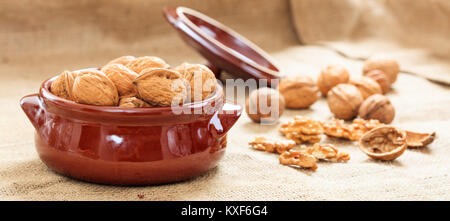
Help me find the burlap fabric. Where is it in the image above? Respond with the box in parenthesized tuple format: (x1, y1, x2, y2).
(0, 0, 449, 200)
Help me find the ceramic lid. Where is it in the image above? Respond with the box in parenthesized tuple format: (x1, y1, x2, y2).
(163, 7, 282, 87)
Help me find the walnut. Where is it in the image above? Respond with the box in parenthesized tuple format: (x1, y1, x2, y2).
(174, 63, 217, 102)
(349, 76, 382, 99)
(279, 116, 323, 144)
(278, 76, 318, 109)
(305, 143, 350, 162)
(126, 56, 170, 74)
(358, 94, 395, 124)
(359, 126, 407, 161)
(133, 68, 187, 107)
(246, 87, 285, 123)
(405, 130, 436, 148)
(349, 119, 384, 141)
(279, 150, 318, 171)
(317, 64, 350, 96)
(327, 84, 364, 120)
(105, 55, 136, 66)
(72, 70, 119, 106)
(364, 70, 391, 94)
(101, 64, 138, 96)
(249, 136, 296, 154)
(321, 118, 353, 140)
(321, 118, 384, 141)
(119, 96, 151, 108)
(50, 70, 77, 100)
(363, 58, 400, 84)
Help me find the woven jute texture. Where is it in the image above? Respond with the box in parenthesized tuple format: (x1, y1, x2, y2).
(0, 0, 449, 200)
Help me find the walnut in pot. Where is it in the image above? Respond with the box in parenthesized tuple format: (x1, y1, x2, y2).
(364, 70, 391, 94)
(349, 76, 382, 99)
(174, 63, 217, 102)
(246, 87, 285, 123)
(317, 64, 350, 96)
(359, 126, 407, 161)
(133, 68, 187, 107)
(50, 70, 77, 100)
(126, 56, 170, 74)
(278, 76, 318, 109)
(363, 58, 400, 84)
(101, 64, 138, 96)
(72, 70, 119, 106)
(327, 84, 364, 120)
(105, 55, 136, 67)
(119, 96, 151, 108)
(358, 94, 395, 124)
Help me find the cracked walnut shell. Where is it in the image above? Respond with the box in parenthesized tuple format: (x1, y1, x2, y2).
(50, 70, 77, 100)
(133, 68, 187, 107)
(126, 56, 170, 74)
(327, 84, 364, 120)
(359, 126, 407, 161)
(246, 87, 285, 123)
(349, 76, 382, 99)
(363, 58, 400, 84)
(317, 64, 350, 96)
(72, 70, 119, 106)
(278, 76, 318, 109)
(174, 63, 217, 102)
(358, 94, 395, 124)
(406, 130, 436, 148)
(364, 70, 391, 94)
(101, 64, 139, 96)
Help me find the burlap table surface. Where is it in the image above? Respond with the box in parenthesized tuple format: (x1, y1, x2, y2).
(0, 0, 449, 200)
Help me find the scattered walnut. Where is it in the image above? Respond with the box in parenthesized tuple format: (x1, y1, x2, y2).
(126, 56, 170, 74)
(105, 55, 136, 67)
(349, 119, 384, 141)
(349, 76, 382, 99)
(359, 126, 407, 161)
(279, 150, 318, 171)
(50, 70, 77, 100)
(405, 130, 436, 148)
(305, 143, 350, 162)
(363, 58, 400, 84)
(317, 64, 350, 96)
(246, 87, 285, 123)
(278, 76, 318, 109)
(72, 70, 119, 106)
(327, 84, 364, 120)
(358, 94, 395, 124)
(364, 70, 391, 94)
(249, 136, 296, 154)
(174, 63, 217, 102)
(101, 64, 138, 96)
(279, 116, 323, 144)
(133, 68, 187, 106)
(119, 96, 151, 108)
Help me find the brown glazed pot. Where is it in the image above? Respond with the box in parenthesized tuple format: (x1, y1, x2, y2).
(20, 75, 242, 185)
(164, 7, 281, 87)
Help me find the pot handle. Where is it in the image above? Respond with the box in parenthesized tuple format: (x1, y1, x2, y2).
(208, 101, 242, 138)
(20, 94, 43, 130)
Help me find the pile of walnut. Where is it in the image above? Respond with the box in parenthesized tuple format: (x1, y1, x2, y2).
(50, 56, 217, 107)
(249, 116, 436, 171)
(246, 57, 399, 124)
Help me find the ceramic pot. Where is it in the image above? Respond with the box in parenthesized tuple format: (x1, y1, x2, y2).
(20, 75, 241, 185)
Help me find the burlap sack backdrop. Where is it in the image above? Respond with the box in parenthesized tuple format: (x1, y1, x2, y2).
(0, 0, 449, 200)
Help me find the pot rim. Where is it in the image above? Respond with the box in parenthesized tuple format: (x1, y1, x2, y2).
(39, 74, 224, 117)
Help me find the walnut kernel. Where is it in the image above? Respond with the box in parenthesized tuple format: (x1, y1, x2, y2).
(279, 150, 318, 171)
(249, 136, 296, 154)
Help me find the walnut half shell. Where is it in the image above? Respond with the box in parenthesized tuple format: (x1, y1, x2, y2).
(359, 126, 407, 161)
(405, 130, 436, 148)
